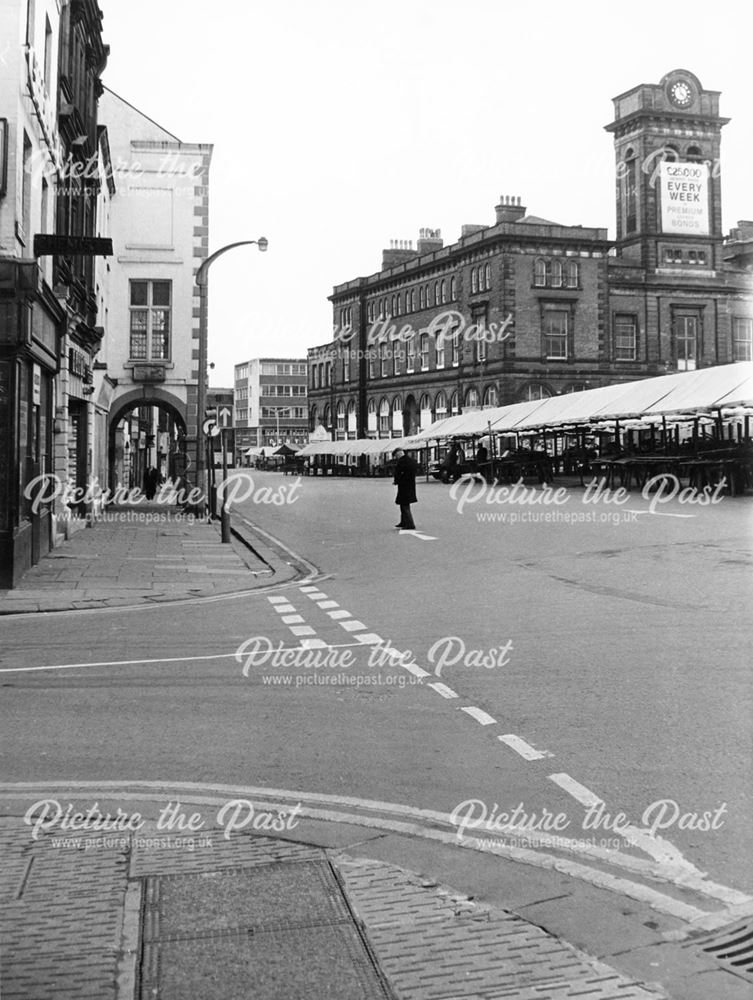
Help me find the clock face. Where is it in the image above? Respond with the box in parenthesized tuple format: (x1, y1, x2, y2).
(669, 80, 693, 107)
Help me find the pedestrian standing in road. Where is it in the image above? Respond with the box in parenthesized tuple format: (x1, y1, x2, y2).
(393, 448, 418, 530)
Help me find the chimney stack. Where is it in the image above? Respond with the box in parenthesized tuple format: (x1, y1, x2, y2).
(495, 195, 526, 224)
(382, 238, 419, 270)
(416, 227, 443, 255)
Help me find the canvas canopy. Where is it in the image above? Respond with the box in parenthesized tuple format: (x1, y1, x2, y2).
(413, 362, 753, 440)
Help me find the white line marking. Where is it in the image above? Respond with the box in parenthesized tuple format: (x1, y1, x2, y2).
(340, 620, 366, 632)
(401, 661, 430, 679)
(268, 596, 291, 604)
(281, 615, 305, 624)
(316, 600, 339, 609)
(428, 682, 458, 699)
(0, 641, 382, 674)
(399, 530, 437, 541)
(305, 592, 328, 600)
(273, 604, 296, 613)
(299, 639, 328, 649)
(289, 625, 316, 636)
(298, 586, 320, 593)
(624, 509, 696, 519)
(460, 706, 497, 726)
(498, 734, 554, 761)
(356, 634, 383, 645)
(4, 781, 740, 922)
(549, 773, 602, 808)
(327, 610, 351, 620)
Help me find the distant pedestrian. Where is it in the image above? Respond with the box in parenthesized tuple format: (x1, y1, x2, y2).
(393, 448, 418, 530)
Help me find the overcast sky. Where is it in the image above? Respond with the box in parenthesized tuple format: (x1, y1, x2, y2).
(101, 1, 752, 387)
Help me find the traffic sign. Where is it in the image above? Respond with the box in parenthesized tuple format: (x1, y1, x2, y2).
(202, 418, 221, 437)
(218, 406, 233, 428)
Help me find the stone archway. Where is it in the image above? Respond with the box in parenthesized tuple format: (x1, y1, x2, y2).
(108, 387, 188, 492)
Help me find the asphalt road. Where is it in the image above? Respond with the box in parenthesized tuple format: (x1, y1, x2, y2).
(1, 471, 751, 907)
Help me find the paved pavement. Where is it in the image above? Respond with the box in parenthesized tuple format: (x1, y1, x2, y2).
(0, 504, 294, 614)
(3, 805, 712, 1000)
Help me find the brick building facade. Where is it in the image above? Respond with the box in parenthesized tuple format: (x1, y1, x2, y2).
(308, 69, 753, 441)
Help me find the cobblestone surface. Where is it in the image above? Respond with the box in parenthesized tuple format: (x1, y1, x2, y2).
(337, 857, 668, 1000)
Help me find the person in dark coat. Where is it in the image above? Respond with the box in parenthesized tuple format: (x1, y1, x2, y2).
(393, 448, 418, 529)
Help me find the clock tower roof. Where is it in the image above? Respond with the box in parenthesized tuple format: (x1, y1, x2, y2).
(604, 69, 728, 133)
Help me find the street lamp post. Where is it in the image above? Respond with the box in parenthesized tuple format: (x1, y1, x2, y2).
(195, 238, 268, 509)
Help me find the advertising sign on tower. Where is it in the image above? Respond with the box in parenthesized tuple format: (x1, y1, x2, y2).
(659, 161, 709, 235)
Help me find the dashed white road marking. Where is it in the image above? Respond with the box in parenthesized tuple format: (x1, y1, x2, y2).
(327, 610, 351, 620)
(549, 773, 602, 808)
(300, 638, 328, 649)
(305, 592, 329, 600)
(428, 682, 458, 699)
(272, 604, 296, 613)
(268, 595, 291, 604)
(316, 600, 339, 609)
(498, 734, 554, 761)
(460, 706, 497, 726)
(289, 625, 316, 637)
(281, 615, 305, 624)
(340, 620, 366, 632)
(401, 661, 430, 680)
(356, 633, 383, 645)
(298, 586, 320, 593)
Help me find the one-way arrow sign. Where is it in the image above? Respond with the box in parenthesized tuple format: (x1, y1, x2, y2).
(219, 406, 233, 428)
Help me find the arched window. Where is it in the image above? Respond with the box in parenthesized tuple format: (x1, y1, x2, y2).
(465, 387, 479, 408)
(566, 260, 579, 288)
(435, 391, 447, 420)
(378, 397, 390, 435)
(483, 385, 498, 407)
(449, 391, 459, 416)
(347, 400, 357, 435)
(471, 267, 478, 294)
(367, 398, 377, 433)
(551, 259, 563, 288)
(419, 393, 432, 430)
(404, 291, 410, 313)
(450, 276, 456, 300)
(392, 294, 397, 317)
(521, 383, 553, 402)
(419, 286, 426, 309)
(419, 333, 429, 369)
(336, 400, 346, 435)
(309, 404, 318, 430)
(410, 289, 416, 311)
(434, 281, 439, 305)
(323, 404, 331, 429)
(440, 279, 447, 304)
(484, 263, 491, 290)
(392, 396, 402, 433)
(426, 284, 433, 307)
(687, 145, 703, 159)
(534, 258, 549, 287)
(312, 365, 319, 389)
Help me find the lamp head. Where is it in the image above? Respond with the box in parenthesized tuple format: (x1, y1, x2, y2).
(257, 237, 269, 252)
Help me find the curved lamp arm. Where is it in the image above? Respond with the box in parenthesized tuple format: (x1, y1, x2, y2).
(196, 238, 268, 286)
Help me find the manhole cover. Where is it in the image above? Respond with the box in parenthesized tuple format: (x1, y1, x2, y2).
(692, 920, 753, 984)
(139, 860, 393, 1000)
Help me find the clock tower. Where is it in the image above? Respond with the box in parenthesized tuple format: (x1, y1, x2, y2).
(605, 69, 728, 270)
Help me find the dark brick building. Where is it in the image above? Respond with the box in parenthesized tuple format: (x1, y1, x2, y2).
(308, 69, 753, 441)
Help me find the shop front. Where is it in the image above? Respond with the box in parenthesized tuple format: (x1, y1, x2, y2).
(0, 259, 63, 588)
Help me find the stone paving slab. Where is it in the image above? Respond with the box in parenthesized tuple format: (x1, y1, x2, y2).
(0, 506, 276, 613)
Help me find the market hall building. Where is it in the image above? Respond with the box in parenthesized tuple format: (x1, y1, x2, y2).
(308, 69, 753, 441)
